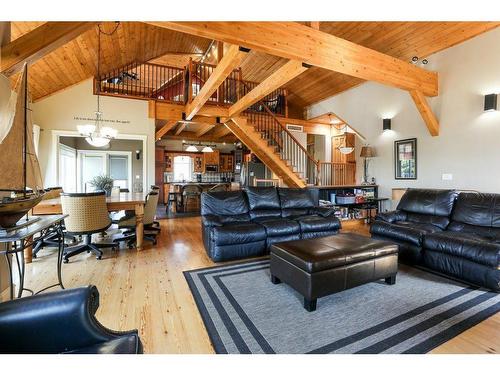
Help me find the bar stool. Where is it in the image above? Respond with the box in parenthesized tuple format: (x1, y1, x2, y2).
(182, 185, 202, 212)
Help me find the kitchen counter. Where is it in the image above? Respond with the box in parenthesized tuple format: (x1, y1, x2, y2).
(167, 182, 232, 186)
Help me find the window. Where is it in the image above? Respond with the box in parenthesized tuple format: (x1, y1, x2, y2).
(173, 155, 193, 182)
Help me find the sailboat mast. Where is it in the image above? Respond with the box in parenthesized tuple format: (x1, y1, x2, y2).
(23, 64, 27, 198)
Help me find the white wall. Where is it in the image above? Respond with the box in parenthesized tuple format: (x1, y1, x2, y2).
(33, 79, 155, 188)
(308, 27, 500, 202)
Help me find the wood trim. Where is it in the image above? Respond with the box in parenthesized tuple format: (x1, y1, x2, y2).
(1, 22, 96, 76)
(228, 60, 307, 117)
(185, 44, 247, 120)
(147, 22, 438, 97)
(409, 90, 440, 136)
(155, 120, 178, 140)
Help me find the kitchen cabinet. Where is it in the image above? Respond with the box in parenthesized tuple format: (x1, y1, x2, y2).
(219, 154, 234, 172)
(193, 155, 204, 172)
(203, 150, 220, 171)
(165, 153, 173, 172)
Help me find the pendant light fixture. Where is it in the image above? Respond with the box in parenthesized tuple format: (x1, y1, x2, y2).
(202, 145, 214, 153)
(185, 144, 198, 152)
(77, 23, 119, 147)
(336, 124, 355, 155)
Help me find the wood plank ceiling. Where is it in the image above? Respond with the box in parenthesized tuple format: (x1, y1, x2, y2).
(9, 21, 499, 108)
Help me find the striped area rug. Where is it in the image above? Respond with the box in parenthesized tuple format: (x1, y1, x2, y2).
(184, 259, 500, 354)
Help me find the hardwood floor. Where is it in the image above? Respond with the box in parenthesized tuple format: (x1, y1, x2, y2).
(21, 217, 499, 354)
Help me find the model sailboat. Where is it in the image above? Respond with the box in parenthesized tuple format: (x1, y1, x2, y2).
(0, 64, 44, 228)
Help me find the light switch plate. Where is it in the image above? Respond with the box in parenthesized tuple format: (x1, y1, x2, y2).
(442, 173, 453, 181)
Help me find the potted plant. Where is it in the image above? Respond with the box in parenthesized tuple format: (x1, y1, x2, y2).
(89, 174, 114, 196)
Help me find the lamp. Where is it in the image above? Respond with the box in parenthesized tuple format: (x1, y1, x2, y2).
(77, 24, 118, 147)
(484, 94, 497, 111)
(383, 118, 391, 131)
(185, 145, 198, 152)
(201, 145, 214, 153)
(360, 146, 375, 184)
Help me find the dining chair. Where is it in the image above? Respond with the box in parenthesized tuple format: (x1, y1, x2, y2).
(209, 184, 227, 192)
(113, 191, 160, 248)
(61, 192, 115, 263)
(150, 185, 161, 230)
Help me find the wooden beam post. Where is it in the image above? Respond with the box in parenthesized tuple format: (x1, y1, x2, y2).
(409, 90, 440, 136)
(185, 44, 247, 120)
(146, 22, 438, 97)
(228, 60, 307, 118)
(155, 120, 178, 140)
(1, 22, 95, 76)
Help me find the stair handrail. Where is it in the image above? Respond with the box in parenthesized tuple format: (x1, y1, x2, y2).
(239, 80, 320, 185)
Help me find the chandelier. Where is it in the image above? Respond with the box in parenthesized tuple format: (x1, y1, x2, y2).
(77, 23, 119, 147)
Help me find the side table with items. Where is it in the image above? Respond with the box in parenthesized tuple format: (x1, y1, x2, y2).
(0, 214, 67, 300)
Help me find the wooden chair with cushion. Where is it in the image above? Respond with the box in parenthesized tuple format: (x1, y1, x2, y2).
(113, 191, 160, 248)
(61, 191, 115, 263)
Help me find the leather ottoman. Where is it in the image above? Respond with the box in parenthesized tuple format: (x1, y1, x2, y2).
(270, 233, 399, 311)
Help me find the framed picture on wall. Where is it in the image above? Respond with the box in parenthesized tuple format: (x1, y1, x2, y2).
(394, 138, 417, 179)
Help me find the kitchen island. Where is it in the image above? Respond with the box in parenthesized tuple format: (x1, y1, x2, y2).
(162, 182, 238, 210)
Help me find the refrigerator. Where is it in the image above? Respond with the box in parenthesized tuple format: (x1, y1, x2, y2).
(241, 161, 273, 187)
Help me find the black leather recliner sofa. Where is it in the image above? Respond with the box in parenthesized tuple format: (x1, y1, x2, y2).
(371, 189, 457, 263)
(371, 188, 500, 291)
(0, 286, 143, 354)
(201, 187, 341, 262)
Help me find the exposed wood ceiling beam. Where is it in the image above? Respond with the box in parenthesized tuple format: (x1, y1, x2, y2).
(147, 22, 438, 97)
(162, 131, 235, 143)
(174, 122, 188, 135)
(196, 123, 216, 137)
(308, 22, 320, 30)
(155, 120, 178, 140)
(184, 44, 248, 120)
(228, 60, 308, 118)
(1, 22, 95, 76)
(409, 90, 440, 136)
(0, 22, 10, 47)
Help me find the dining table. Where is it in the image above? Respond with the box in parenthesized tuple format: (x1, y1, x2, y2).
(32, 192, 149, 262)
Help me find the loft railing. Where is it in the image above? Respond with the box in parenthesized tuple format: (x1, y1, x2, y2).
(242, 81, 319, 185)
(95, 60, 288, 116)
(319, 162, 356, 186)
(95, 62, 186, 103)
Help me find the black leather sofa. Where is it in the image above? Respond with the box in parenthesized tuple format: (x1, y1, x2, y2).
(201, 187, 341, 262)
(371, 189, 500, 291)
(0, 286, 143, 354)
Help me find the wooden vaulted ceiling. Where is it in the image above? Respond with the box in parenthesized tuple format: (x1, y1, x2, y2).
(9, 21, 212, 100)
(8, 21, 499, 107)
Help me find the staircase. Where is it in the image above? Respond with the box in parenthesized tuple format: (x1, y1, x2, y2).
(225, 100, 319, 188)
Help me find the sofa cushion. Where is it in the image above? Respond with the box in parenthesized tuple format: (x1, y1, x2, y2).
(249, 209, 282, 220)
(294, 215, 341, 233)
(406, 212, 450, 230)
(253, 218, 301, 236)
(278, 188, 316, 209)
(370, 220, 442, 246)
(451, 192, 500, 228)
(212, 222, 267, 246)
(201, 191, 249, 216)
(245, 186, 280, 210)
(447, 220, 500, 241)
(397, 189, 457, 217)
(423, 232, 500, 268)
